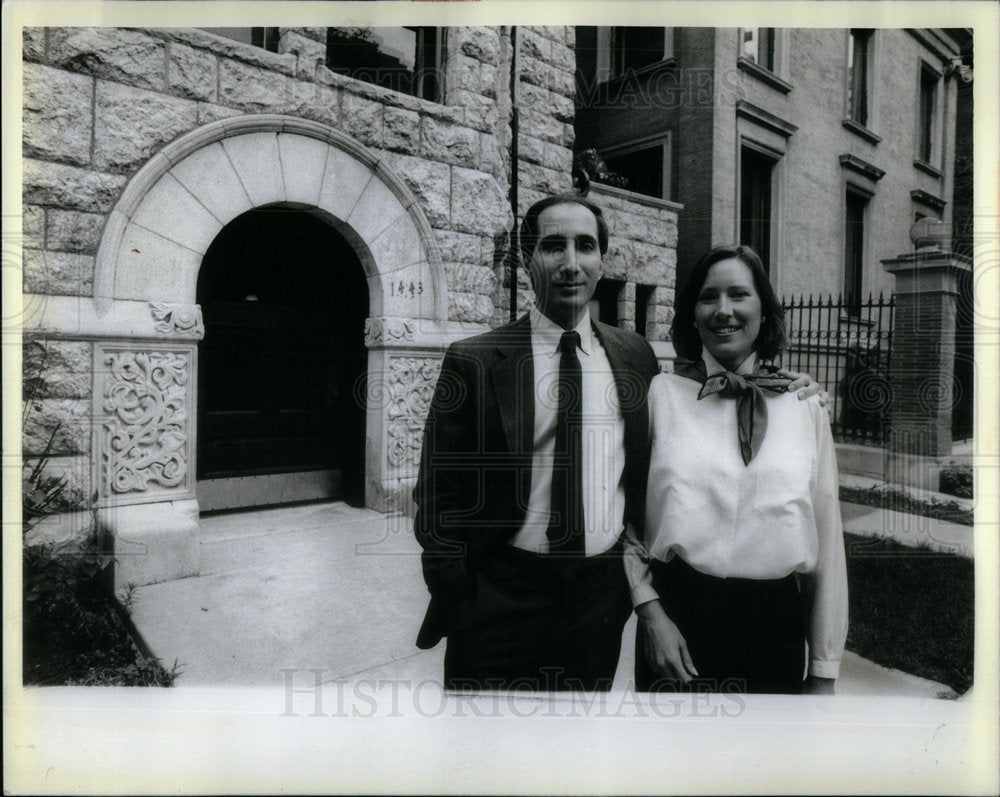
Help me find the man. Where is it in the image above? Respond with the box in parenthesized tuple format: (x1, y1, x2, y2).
(413, 194, 659, 692)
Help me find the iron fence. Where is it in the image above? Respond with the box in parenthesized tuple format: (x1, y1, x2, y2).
(779, 293, 894, 445)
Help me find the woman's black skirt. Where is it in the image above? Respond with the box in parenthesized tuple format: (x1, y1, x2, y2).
(635, 555, 807, 694)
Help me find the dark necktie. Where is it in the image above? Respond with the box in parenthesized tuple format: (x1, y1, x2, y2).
(675, 359, 793, 465)
(547, 330, 585, 555)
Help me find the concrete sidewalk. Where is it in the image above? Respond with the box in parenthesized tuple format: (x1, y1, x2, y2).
(129, 502, 958, 697)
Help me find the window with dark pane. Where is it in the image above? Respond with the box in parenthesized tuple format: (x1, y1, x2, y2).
(251, 28, 280, 53)
(326, 27, 444, 102)
(611, 27, 664, 75)
(589, 278, 624, 326)
(635, 283, 654, 338)
(848, 29, 872, 126)
(844, 191, 867, 316)
(741, 28, 776, 72)
(919, 67, 938, 163)
(739, 147, 774, 274)
(603, 145, 664, 199)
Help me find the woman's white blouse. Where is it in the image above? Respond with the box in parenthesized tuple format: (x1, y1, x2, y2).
(624, 369, 849, 679)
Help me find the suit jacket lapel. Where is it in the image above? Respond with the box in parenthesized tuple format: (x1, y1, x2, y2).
(491, 314, 534, 456)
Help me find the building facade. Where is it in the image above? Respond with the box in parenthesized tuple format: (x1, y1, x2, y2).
(575, 27, 969, 298)
(21, 26, 680, 584)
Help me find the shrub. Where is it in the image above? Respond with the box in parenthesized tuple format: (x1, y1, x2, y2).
(939, 464, 973, 499)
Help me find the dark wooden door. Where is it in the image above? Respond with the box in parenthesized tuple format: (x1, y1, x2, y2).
(197, 208, 368, 509)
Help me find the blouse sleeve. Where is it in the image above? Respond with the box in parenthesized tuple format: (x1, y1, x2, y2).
(623, 523, 659, 608)
(804, 398, 849, 679)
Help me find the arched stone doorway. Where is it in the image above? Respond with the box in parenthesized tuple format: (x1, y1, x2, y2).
(90, 115, 451, 586)
(196, 207, 368, 510)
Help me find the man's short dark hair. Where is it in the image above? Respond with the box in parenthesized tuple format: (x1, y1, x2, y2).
(670, 244, 788, 362)
(518, 194, 610, 264)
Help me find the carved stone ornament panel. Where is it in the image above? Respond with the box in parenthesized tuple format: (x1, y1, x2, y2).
(99, 347, 193, 499)
(364, 317, 416, 348)
(384, 356, 441, 468)
(149, 302, 205, 338)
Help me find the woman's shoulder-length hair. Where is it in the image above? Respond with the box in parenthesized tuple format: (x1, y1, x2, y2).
(670, 244, 788, 362)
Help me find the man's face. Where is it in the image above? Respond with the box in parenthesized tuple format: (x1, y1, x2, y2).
(527, 202, 603, 330)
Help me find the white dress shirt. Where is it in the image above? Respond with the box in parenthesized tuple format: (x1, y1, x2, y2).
(624, 351, 848, 679)
(510, 307, 626, 556)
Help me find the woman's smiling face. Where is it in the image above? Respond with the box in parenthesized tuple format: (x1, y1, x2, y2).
(693, 256, 763, 371)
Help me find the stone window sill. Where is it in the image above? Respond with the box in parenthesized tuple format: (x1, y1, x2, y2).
(736, 57, 793, 94)
(913, 159, 944, 179)
(842, 118, 882, 145)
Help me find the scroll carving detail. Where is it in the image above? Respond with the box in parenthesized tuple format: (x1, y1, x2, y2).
(385, 356, 440, 467)
(101, 350, 190, 495)
(149, 302, 204, 338)
(364, 317, 415, 347)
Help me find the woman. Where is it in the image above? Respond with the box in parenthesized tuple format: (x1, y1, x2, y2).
(625, 245, 848, 695)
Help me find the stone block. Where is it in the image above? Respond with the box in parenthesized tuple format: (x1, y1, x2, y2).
(479, 134, 506, 182)
(445, 262, 498, 295)
(519, 106, 564, 144)
(347, 177, 405, 242)
(549, 91, 576, 124)
(23, 249, 94, 297)
(23, 398, 91, 456)
(480, 62, 499, 100)
(421, 117, 479, 167)
(221, 132, 285, 207)
(131, 173, 223, 253)
(451, 167, 511, 236)
(551, 67, 576, 99)
(651, 303, 675, 324)
(218, 58, 287, 112)
(378, 151, 451, 227)
(278, 133, 330, 206)
(23, 159, 127, 214)
(278, 30, 326, 76)
(45, 210, 104, 255)
(519, 161, 569, 195)
(24, 27, 46, 61)
(93, 81, 199, 174)
(49, 27, 165, 92)
(549, 41, 575, 73)
(282, 79, 318, 117)
(22, 455, 93, 514)
(542, 143, 573, 173)
(168, 43, 218, 102)
(368, 211, 425, 273)
(564, 27, 576, 48)
(317, 146, 376, 221)
(435, 230, 488, 265)
(196, 102, 244, 125)
(458, 27, 500, 65)
(23, 63, 93, 167)
(449, 53, 485, 94)
(23, 339, 93, 399)
(100, 500, 200, 589)
(23, 206, 45, 249)
(519, 28, 550, 61)
(114, 222, 203, 302)
(168, 142, 253, 224)
(383, 106, 421, 154)
(302, 82, 340, 127)
(380, 261, 438, 318)
(341, 91, 384, 149)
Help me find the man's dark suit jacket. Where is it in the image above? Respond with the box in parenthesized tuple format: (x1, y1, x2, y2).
(413, 313, 661, 650)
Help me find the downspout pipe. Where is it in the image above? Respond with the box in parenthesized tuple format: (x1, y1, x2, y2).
(508, 25, 520, 323)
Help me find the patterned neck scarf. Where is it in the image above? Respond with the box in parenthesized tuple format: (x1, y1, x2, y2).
(674, 358, 794, 465)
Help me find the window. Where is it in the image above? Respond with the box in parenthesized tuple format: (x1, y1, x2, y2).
(844, 190, 867, 316)
(918, 67, 939, 163)
(589, 278, 624, 326)
(847, 29, 873, 127)
(611, 27, 665, 75)
(739, 147, 775, 274)
(741, 28, 776, 72)
(326, 27, 445, 102)
(251, 28, 280, 53)
(592, 27, 672, 83)
(601, 138, 670, 200)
